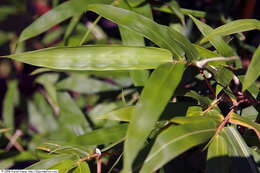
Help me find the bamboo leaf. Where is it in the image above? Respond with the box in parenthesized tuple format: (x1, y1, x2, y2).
(26, 154, 75, 169)
(5, 46, 172, 71)
(140, 121, 216, 173)
(201, 19, 260, 44)
(206, 134, 229, 173)
(58, 92, 92, 135)
(229, 112, 260, 141)
(19, 0, 113, 42)
(50, 160, 75, 173)
(189, 15, 235, 57)
(56, 74, 121, 94)
(118, 0, 152, 86)
(122, 62, 185, 172)
(243, 45, 260, 91)
(222, 127, 259, 173)
(88, 4, 199, 61)
(127, 0, 146, 7)
(73, 162, 91, 173)
(75, 124, 128, 145)
(168, 0, 185, 25)
(154, 6, 206, 18)
(2, 80, 19, 130)
(97, 106, 134, 122)
(171, 115, 223, 126)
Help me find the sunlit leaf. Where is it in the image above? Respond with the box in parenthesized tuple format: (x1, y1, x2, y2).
(5, 46, 172, 71)
(222, 127, 259, 173)
(50, 159, 75, 173)
(206, 134, 229, 173)
(229, 112, 260, 140)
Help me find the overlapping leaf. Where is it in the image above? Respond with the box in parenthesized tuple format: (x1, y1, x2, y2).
(222, 127, 259, 173)
(122, 62, 185, 172)
(88, 4, 199, 60)
(19, 0, 113, 41)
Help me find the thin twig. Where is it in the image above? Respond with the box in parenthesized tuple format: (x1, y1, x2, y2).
(197, 67, 216, 97)
(5, 130, 24, 152)
(201, 96, 222, 115)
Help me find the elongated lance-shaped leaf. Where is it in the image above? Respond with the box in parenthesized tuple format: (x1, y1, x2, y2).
(73, 162, 91, 173)
(229, 112, 260, 140)
(206, 134, 229, 173)
(117, 0, 152, 86)
(127, 0, 146, 7)
(122, 62, 185, 172)
(201, 19, 260, 44)
(243, 45, 260, 91)
(3, 80, 19, 130)
(140, 121, 217, 173)
(50, 160, 75, 173)
(64, 12, 82, 46)
(5, 45, 172, 71)
(155, 6, 206, 18)
(75, 124, 128, 145)
(189, 15, 235, 57)
(19, 0, 113, 42)
(168, 0, 185, 25)
(88, 4, 199, 61)
(58, 92, 91, 135)
(222, 127, 259, 173)
(26, 154, 75, 169)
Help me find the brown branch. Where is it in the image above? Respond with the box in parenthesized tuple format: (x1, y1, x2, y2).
(5, 130, 24, 152)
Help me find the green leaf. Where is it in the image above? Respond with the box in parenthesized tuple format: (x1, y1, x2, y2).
(97, 106, 134, 122)
(64, 13, 82, 46)
(154, 6, 206, 18)
(201, 19, 260, 44)
(19, 0, 113, 42)
(88, 4, 199, 61)
(3, 80, 19, 130)
(168, 0, 185, 25)
(127, 0, 146, 7)
(36, 73, 60, 115)
(243, 45, 260, 91)
(75, 124, 128, 145)
(98, 103, 203, 122)
(26, 154, 75, 169)
(189, 15, 235, 57)
(229, 112, 260, 141)
(140, 121, 216, 173)
(206, 134, 229, 173)
(56, 74, 120, 94)
(123, 62, 185, 172)
(50, 160, 75, 173)
(171, 115, 222, 126)
(73, 162, 91, 173)
(58, 92, 92, 135)
(6, 45, 172, 71)
(222, 127, 259, 173)
(117, 0, 152, 86)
